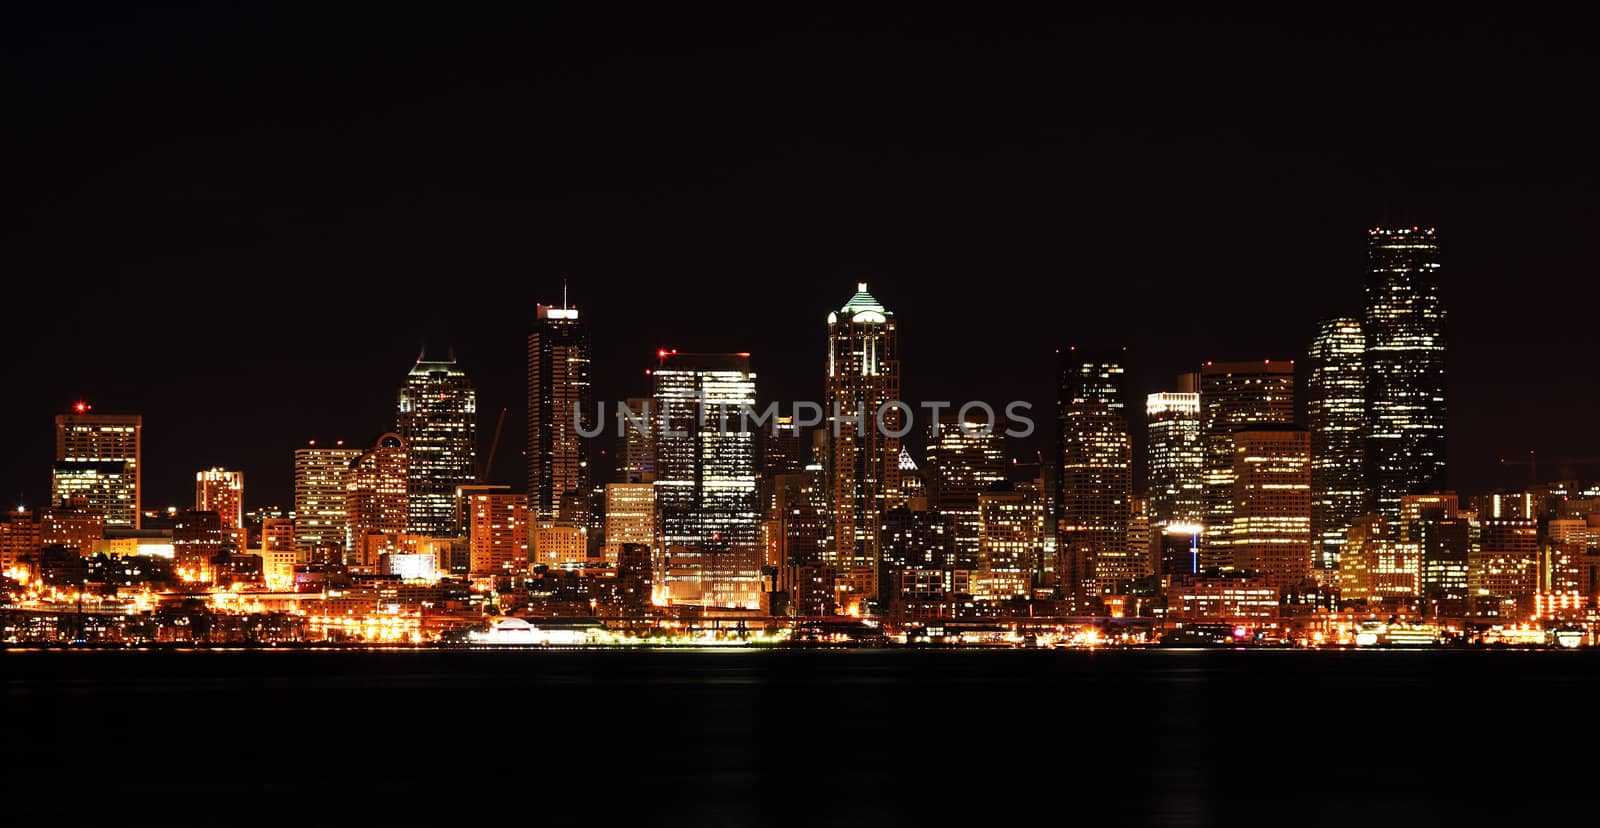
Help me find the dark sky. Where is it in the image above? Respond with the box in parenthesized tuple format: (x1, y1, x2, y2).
(5, 3, 1599, 512)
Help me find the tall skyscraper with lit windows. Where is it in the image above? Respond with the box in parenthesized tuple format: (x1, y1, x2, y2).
(293, 441, 360, 552)
(346, 433, 409, 566)
(1146, 390, 1204, 531)
(1308, 318, 1366, 567)
(398, 355, 477, 535)
(52, 406, 141, 529)
(1055, 348, 1131, 611)
(528, 301, 591, 519)
(929, 416, 1007, 570)
(1199, 360, 1296, 571)
(653, 352, 760, 607)
(824, 283, 903, 607)
(1230, 425, 1312, 589)
(1364, 226, 1447, 521)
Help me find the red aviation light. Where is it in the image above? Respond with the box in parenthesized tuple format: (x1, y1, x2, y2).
(73, 401, 90, 413)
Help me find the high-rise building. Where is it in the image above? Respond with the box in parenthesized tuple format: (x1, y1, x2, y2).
(763, 415, 809, 477)
(1, 509, 41, 573)
(977, 481, 1044, 597)
(528, 302, 592, 519)
(929, 416, 1006, 570)
(1056, 348, 1131, 610)
(39, 499, 103, 554)
(1472, 518, 1537, 618)
(1308, 318, 1366, 568)
(616, 397, 656, 483)
(654, 352, 759, 606)
(468, 490, 529, 575)
(1230, 426, 1312, 590)
(52, 407, 141, 529)
(173, 509, 224, 580)
(293, 441, 360, 552)
(824, 283, 903, 607)
(1364, 227, 1447, 521)
(1146, 390, 1204, 532)
(1199, 360, 1296, 570)
(195, 468, 244, 548)
(603, 482, 657, 565)
(346, 434, 409, 566)
(397, 355, 477, 535)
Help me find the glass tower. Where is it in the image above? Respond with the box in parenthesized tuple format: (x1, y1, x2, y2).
(1308, 318, 1366, 568)
(528, 302, 592, 519)
(1364, 226, 1446, 521)
(398, 355, 477, 536)
(1055, 348, 1131, 610)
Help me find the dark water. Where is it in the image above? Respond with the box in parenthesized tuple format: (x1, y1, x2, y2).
(3, 648, 1595, 826)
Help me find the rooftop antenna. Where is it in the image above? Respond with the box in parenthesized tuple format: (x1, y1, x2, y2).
(563, 276, 570, 309)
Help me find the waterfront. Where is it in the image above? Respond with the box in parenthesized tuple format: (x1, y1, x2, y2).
(5, 648, 1598, 826)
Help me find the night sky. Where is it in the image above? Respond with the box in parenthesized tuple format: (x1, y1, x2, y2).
(6, 3, 1599, 513)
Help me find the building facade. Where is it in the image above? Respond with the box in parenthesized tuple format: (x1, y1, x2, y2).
(1364, 227, 1447, 521)
(1307, 317, 1366, 569)
(528, 302, 592, 519)
(53, 409, 141, 529)
(397, 355, 477, 535)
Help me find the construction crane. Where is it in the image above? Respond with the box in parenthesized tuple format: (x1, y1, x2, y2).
(1499, 450, 1600, 486)
(478, 407, 508, 483)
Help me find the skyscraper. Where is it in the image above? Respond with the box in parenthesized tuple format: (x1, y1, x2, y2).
(1230, 425, 1312, 590)
(467, 490, 528, 575)
(346, 433, 408, 566)
(195, 467, 245, 549)
(1308, 318, 1366, 568)
(1146, 390, 1204, 532)
(398, 354, 478, 535)
(293, 441, 360, 552)
(653, 352, 760, 606)
(528, 301, 592, 519)
(929, 416, 1006, 570)
(52, 406, 140, 529)
(1365, 226, 1447, 521)
(603, 482, 657, 565)
(824, 282, 903, 607)
(1199, 360, 1296, 570)
(1056, 348, 1131, 610)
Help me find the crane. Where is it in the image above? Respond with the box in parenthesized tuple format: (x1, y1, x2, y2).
(1499, 450, 1600, 486)
(479, 407, 508, 483)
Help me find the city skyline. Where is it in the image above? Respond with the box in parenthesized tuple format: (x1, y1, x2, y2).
(0, 240, 1565, 516)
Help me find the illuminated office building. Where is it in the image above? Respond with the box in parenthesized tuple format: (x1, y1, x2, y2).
(763, 415, 808, 477)
(1056, 348, 1131, 609)
(1365, 227, 1447, 521)
(1339, 515, 1423, 602)
(397, 355, 477, 535)
(293, 441, 360, 552)
(528, 301, 592, 519)
(173, 509, 224, 579)
(0, 509, 41, 572)
(1471, 518, 1538, 618)
(39, 498, 103, 554)
(53, 408, 141, 529)
(654, 352, 759, 606)
(195, 467, 244, 548)
(1308, 318, 1366, 567)
(616, 397, 656, 483)
(261, 517, 296, 552)
(824, 283, 903, 606)
(1199, 360, 1296, 570)
(1230, 426, 1312, 590)
(468, 490, 528, 575)
(346, 434, 409, 566)
(978, 482, 1044, 599)
(603, 482, 657, 565)
(929, 416, 1006, 570)
(1146, 390, 1204, 533)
